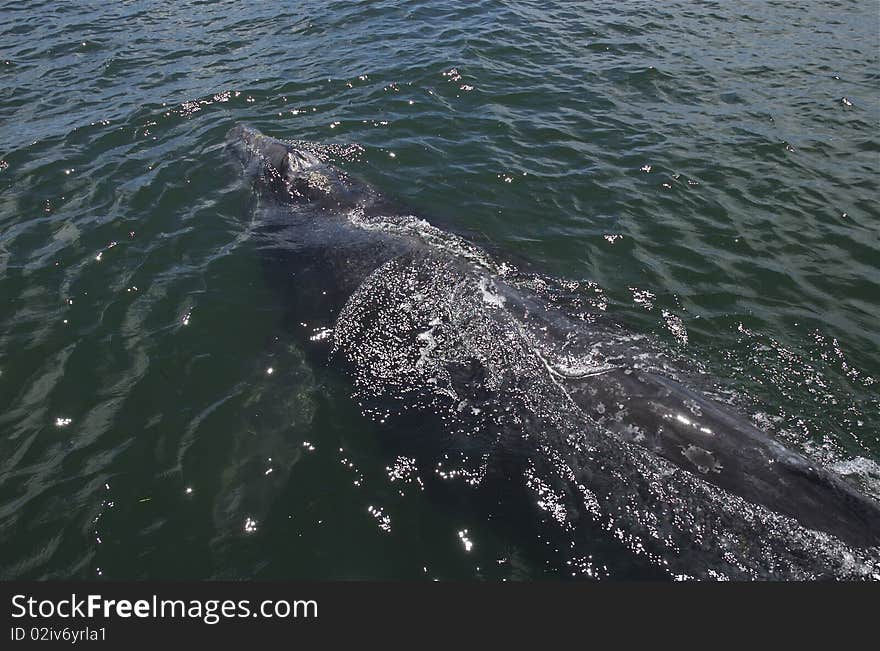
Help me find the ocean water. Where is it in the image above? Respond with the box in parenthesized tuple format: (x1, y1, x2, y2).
(1, 0, 878, 579)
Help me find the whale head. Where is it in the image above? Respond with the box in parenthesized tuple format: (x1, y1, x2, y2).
(227, 124, 371, 210)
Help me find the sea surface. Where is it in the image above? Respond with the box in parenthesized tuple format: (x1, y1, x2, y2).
(1, 0, 878, 579)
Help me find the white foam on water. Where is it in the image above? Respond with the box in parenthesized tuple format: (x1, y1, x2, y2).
(831, 457, 880, 501)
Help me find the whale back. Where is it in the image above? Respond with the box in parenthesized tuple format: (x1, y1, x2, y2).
(227, 125, 880, 579)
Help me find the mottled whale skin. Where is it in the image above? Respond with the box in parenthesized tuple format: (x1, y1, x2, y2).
(227, 124, 880, 579)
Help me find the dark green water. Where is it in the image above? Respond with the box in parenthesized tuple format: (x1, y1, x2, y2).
(1, 1, 878, 579)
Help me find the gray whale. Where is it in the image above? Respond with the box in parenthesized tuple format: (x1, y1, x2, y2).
(227, 124, 880, 579)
